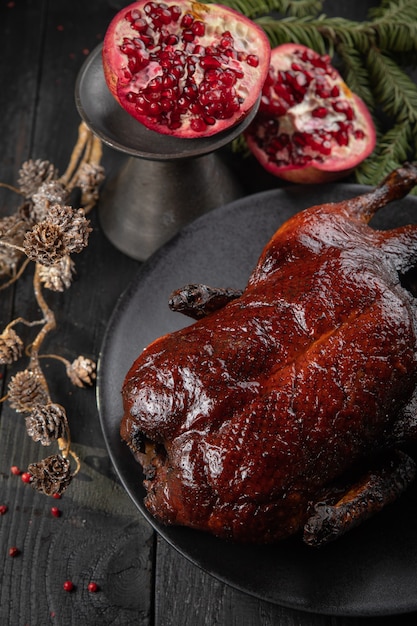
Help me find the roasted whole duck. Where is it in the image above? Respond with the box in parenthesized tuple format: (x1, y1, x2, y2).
(121, 164, 417, 547)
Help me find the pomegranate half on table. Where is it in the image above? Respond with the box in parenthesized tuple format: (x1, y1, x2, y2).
(245, 43, 376, 183)
(102, 0, 271, 138)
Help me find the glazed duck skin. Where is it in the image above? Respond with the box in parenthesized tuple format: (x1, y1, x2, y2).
(121, 164, 417, 546)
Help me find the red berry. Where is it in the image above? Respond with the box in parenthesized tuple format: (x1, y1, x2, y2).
(0, 505, 8, 515)
(9, 546, 19, 557)
(10, 466, 21, 476)
(87, 582, 99, 593)
(52, 493, 61, 499)
(51, 507, 61, 518)
(63, 580, 74, 592)
(21, 472, 32, 484)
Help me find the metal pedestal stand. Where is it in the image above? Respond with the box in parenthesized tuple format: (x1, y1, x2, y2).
(75, 45, 258, 261)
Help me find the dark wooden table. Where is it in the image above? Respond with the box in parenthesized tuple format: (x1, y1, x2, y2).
(1, 0, 417, 624)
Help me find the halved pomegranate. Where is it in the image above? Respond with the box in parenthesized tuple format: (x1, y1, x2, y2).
(245, 43, 376, 183)
(102, 0, 271, 138)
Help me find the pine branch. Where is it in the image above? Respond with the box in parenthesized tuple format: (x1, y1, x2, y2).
(373, 23, 417, 53)
(280, 0, 324, 18)
(208, 0, 323, 20)
(256, 16, 328, 53)
(368, 0, 417, 24)
(256, 16, 378, 55)
(355, 121, 416, 186)
(335, 44, 376, 113)
(365, 48, 417, 122)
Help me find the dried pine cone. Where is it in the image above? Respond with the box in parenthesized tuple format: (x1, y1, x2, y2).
(0, 244, 21, 278)
(31, 181, 68, 222)
(23, 222, 66, 265)
(25, 402, 67, 446)
(48, 204, 91, 253)
(0, 214, 27, 241)
(28, 454, 72, 496)
(8, 369, 49, 412)
(66, 356, 96, 387)
(18, 159, 59, 199)
(77, 162, 105, 199)
(0, 214, 28, 276)
(38, 255, 75, 291)
(0, 328, 23, 364)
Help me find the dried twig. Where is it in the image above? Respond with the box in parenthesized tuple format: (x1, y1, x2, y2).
(0, 122, 104, 495)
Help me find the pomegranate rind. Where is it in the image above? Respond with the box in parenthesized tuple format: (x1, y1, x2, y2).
(102, 0, 271, 138)
(245, 43, 376, 184)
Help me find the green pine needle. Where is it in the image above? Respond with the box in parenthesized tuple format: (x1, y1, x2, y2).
(335, 45, 376, 113)
(207, 0, 324, 20)
(356, 121, 416, 190)
(368, 0, 417, 24)
(366, 49, 417, 122)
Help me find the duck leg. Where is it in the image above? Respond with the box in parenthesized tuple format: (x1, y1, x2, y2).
(303, 450, 416, 547)
(344, 162, 417, 224)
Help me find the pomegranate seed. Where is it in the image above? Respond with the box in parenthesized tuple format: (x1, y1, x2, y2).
(165, 34, 178, 46)
(11, 465, 21, 475)
(200, 55, 221, 70)
(183, 83, 198, 99)
(63, 580, 74, 592)
(159, 8, 173, 25)
(21, 472, 32, 484)
(293, 132, 307, 147)
(132, 18, 148, 33)
(9, 546, 19, 557)
(162, 73, 176, 87)
(125, 8, 141, 23)
(148, 101, 162, 115)
(143, 2, 157, 14)
(192, 44, 205, 55)
(331, 85, 340, 97)
(140, 34, 154, 47)
(220, 34, 233, 48)
(161, 99, 172, 112)
(221, 69, 237, 87)
(315, 85, 330, 99)
(246, 55, 259, 68)
(148, 76, 163, 90)
(181, 13, 193, 28)
(204, 115, 216, 126)
(355, 129, 365, 140)
(345, 106, 354, 121)
(182, 29, 195, 43)
(51, 506, 61, 518)
(312, 107, 328, 118)
(275, 134, 290, 150)
(269, 100, 288, 116)
(169, 5, 181, 21)
(190, 118, 207, 132)
(332, 101, 354, 120)
(161, 87, 176, 99)
(0, 505, 8, 515)
(334, 128, 349, 146)
(171, 66, 184, 79)
(192, 21, 205, 36)
(294, 72, 309, 90)
(273, 83, 294, 105)
(87, 582, 99, 593)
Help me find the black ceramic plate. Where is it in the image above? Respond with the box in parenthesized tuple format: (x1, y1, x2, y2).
(97, 184, 417, 617)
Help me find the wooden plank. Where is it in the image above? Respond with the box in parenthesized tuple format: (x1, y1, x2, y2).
(0, 1, 154, 623)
